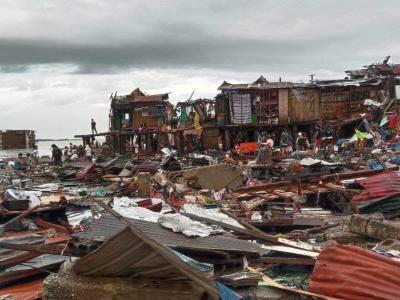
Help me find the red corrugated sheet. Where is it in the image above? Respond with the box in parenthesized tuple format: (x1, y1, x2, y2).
(310, 242, 400, 300)
(0, 279, 42, 300)
(352, 171, 400, 202)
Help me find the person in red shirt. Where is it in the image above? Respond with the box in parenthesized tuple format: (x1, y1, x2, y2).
(389, 109, 399, 134)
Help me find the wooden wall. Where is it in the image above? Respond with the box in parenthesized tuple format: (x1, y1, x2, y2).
(203, 127, 220, 149)
(288, 88, 319, 123)
(278, 89, 289, 124)
(132, 112, 162, 128)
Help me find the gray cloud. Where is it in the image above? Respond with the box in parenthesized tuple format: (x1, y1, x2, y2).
(0, 0, 400, 138)
(0, 64, 29, 73)
(0, 0, 399, 75)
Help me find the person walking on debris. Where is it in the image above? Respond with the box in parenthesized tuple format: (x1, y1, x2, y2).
(31, 145, 39, 168)
(313, 123, 322, 154)
(264, 134, 274, 164)
(63, 146, 69, 159)
(91, 118, 98, 134)
(68, 142, 74, 154)
(51, 144, 63, 167)
(389, 109, 399, 135)
(280, 129, 292, 157)
(296, 132, 309, 151)
(256, 133, 274, 164)
(257, 131, 264, 146)
(356, 113, 372, 149)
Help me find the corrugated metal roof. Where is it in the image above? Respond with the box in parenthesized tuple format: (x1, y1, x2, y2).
(0, 278, 43, 300)
(73, 212, 220, 299)
(0, 234, 44, 268)
(310, 243, 400, 300)
(352, 171, 400, 202)
(72, 215, 267, 256)
(218, 81, 293, 90)
(74, 227, 197, 279)
(0, 254, 66, 287)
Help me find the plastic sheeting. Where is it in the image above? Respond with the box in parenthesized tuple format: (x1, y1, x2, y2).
(158, 214, 223, 237)
(181, 204, 245, 229)
(112, 197, 161, 223)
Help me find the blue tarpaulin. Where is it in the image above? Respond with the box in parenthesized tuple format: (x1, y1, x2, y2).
(217, 282, 243, 300)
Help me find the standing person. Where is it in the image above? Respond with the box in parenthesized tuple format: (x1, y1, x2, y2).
(63, 146, 69, 159)
(280, 129, 292, 157)
(356, 113, 372, 149)
(389, 109, 399, 135)
(51, 144, 63, 167)
(256, 133, 274, 165)
(257, 131, 264, 149)
(68, 142, 74, 154)
(85, 144, 92, 162)
(91, 118, 98, 134)
(371, 124, 383, 145)
(313, 123, 322, 154)
(264, 134, 274, 165)
(31, 145, 39, 168)
(296, 132, 309, 151)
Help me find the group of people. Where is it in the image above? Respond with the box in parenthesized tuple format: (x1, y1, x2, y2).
(12, 118, 102, 171)
(355, 109, 400, 151)
(13, 145, 40, 171)
(51, 143, 96, 166)
(254, 124, 336, 164)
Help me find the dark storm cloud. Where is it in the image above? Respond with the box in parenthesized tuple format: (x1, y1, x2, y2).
(0, 0, 399, 75)
(0, 1, 399, 73)
(0, 33, 376, 76)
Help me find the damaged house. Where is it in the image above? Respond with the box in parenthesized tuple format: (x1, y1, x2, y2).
(176, 98, 220, 151)
(109, 88, 173, 131)
(0, 130, 35, 150)
(217, 75, 389, 149)
(75, 57, 399, 155)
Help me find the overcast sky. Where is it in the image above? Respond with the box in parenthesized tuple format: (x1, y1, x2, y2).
(0, 0, 399, 138)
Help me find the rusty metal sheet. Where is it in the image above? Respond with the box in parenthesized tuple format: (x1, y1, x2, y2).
(0, 235, 44, 270)
(0, 254, 65, 287)
(352, 171, 400, 202)
(0, 279, 43, 300)
(310, 243, 400, 300)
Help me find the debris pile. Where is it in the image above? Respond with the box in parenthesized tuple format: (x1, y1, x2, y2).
(2, 57, 400, 299)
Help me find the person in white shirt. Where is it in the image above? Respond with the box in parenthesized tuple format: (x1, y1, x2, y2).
(256, 133, 274, 165)
(31, 145, 39, 168)
(263, 134, 274, 164)
(85, 145, 92, 162)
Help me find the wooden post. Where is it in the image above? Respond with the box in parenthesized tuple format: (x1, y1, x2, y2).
(224, 129, 232, 150)
(156, 132, 161, 154)
(138, 134, 142, 152)
(177, 131, 183, 155)
(173, 132, 178, 149)
(137, 172, 150, 197)
(146, 133, 152, 154)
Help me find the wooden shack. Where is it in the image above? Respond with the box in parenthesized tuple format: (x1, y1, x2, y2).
(0, 130, 35, 150)
(218, 76, 293, 127)
(217, 76, 387, 148)
(109, 88, 173, 130)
